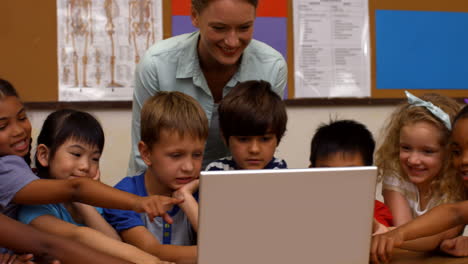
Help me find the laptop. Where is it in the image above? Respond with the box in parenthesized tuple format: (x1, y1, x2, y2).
(198, 167, 377, 264)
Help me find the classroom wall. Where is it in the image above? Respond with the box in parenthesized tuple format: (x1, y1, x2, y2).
(26, 105, 393, 201)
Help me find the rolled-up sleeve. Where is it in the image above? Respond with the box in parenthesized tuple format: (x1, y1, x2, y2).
(0, 156, 38, 210)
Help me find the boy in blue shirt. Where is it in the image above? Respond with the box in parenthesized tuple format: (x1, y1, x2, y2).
(206, 80, 288, 171)
(104, 92, 206, 264)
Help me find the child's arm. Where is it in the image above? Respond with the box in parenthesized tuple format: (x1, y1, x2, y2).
(397, 225, 463, 251)
(29, 214, 167, 264)
(121, 226, 197, 264)
(382, 189, 413, 226)
(13, 178, 182, 222)
(173, 179, 199, 232)
(71, 202, 121, 240)
(0, 214, 132, 264)
(370, 201, 468, 263)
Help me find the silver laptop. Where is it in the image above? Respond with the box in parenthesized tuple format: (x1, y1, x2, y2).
(198, 167, 377, 264)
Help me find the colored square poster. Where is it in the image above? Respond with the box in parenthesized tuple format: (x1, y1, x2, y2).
(376, 10, 468, 90)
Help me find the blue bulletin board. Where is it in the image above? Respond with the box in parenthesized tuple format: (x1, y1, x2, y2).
(376, 10, 468, 90)
(370, 0, 468, 98)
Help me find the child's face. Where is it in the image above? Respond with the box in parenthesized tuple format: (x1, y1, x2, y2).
(399, 121, 445, 188)
(142, 130, 205, 194)
(228, 133, 278, 169)
(0, 96, 32, 157)
(451, 118, 468, 189)
(315, 152, 365, 167)
(46, 139, 101, 180)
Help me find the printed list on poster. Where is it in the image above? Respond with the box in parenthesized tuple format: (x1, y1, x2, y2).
(293, 0, 370, 98)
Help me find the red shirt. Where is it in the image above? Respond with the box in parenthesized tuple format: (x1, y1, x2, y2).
(374, 200, 393, 227)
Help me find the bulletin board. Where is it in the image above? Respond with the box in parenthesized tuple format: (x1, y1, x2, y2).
(0, 1, 59, 102)
(0, 0, 291, 103)
(0, 0, 170, 104)
(0, 0, 171, 103)
(0, 0, 465, 104)
(369, 0, 468, 98)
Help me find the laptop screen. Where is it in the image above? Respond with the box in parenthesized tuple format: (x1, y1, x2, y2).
(198, 167, 377, 264)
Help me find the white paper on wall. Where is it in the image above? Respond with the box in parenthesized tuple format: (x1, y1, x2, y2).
(57, 0, 162, 101)
(293, 0, 370, 98)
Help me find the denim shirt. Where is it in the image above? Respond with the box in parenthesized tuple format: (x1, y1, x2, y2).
(129, 31, 287, 175)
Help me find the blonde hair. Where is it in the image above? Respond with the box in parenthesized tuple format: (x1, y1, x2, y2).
(375, 93, 464, 203)
(140, 91, 208, 148)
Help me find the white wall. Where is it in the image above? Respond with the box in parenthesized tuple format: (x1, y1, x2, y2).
(27, 105, 395, 200)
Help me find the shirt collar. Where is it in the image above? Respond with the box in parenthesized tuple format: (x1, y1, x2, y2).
(264, 157, 280, 169)
(175, 31, 252, 85)
(176, 31, 201, 79)
(236, 43, 255, 81)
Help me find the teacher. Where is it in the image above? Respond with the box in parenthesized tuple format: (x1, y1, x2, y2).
(128, 0, 287, 174)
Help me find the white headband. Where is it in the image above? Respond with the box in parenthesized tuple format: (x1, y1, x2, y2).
(405, 91, 451, 130)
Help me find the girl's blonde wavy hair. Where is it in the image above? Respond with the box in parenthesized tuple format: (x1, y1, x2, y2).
(375, 93, 464, 204)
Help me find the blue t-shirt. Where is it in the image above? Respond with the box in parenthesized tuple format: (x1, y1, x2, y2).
(18, 203, 84, 226)
(103, 173, 196, 245)
(206, 156, 288, 171)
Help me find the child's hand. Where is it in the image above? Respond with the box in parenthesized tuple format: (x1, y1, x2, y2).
(369, 230, 404, 264)
(440, 236, 468, 257)
(372, 218, 390, 235)
(1, 253, 61, 264)
(173, 179, 199, 201)
(0, 253, 37, 264)
(133, 195, 184, 224)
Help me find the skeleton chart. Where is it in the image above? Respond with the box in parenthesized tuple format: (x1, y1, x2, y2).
(57, 0, 162, 101)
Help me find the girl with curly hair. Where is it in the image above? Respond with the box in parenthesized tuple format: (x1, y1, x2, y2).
(374, 92, 464, 251)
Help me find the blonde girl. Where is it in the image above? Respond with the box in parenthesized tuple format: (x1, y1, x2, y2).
(371, 104, 468, 263)
(375, 92, 464, 250)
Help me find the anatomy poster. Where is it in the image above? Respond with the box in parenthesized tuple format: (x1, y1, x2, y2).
(293, 0, 370, 98)
(57, 0, 162, 101)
